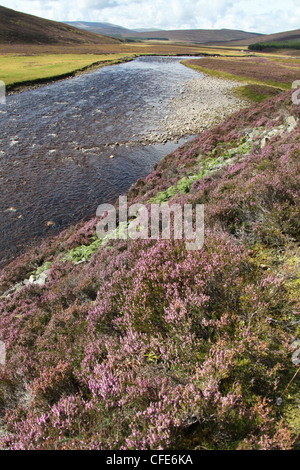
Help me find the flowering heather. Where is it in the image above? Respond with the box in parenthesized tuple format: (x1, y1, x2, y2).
(0, 90, 299, 450)
(184, 57, 300, 85)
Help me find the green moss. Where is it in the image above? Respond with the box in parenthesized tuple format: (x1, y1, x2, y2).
(28, 261, 52, 279)
(63, 238, 102, 264)
(282, 397, 300, 449)
(233, 84, 283, 103)
(34, 261, 52, 276)
(148, 139, 253, 204)
(147, 173, 204, 204)
(148, 185, 178, 204)
(286, 278, 300, 302)
(62, 222, 133, 263)
(286, 255, 300, 268)
(223, 139, 253, 158)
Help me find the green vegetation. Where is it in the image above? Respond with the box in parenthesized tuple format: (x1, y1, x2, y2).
(249, 39, 300, 51)
(0, 53, 136, 90)
(62, 237, 103, 264)
(32, 261, 52, 277)
(233, 84, 283, 102)
(148, 139, 253, 203)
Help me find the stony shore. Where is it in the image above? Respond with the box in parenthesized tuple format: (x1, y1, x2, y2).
(142, 73, 248, 144)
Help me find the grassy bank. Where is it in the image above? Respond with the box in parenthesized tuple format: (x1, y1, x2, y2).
(0, 86, 299, 450)
(0, 53, 137, 92)
(183, 61, 291, 89)
(0, 43, 268, 92)
(182, 56, 300, 103)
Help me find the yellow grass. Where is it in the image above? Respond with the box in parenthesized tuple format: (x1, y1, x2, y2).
(0, 53, 135, 87)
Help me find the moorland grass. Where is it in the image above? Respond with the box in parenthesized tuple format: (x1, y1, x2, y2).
(0, 53, 136, 90)
(182, 60, 291, 90)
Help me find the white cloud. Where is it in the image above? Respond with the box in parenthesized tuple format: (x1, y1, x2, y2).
(1, 0, 300, 34)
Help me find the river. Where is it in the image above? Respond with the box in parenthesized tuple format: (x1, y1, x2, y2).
(0, 55, 202, 266)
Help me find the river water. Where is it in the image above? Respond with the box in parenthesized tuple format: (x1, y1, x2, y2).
(0, 55, 202, 266)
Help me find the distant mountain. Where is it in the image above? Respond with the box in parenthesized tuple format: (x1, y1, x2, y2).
(0, 6, 121, 44)
(64, 22, 164, 37)
(64, 21, 134, 38)
(64, 23, 262, 44)
(212, 28, 300, 46)
(124, 28, 262, 43)
(134, 28, 165, 32)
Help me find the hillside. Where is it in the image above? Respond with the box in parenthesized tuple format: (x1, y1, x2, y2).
(214, 28, 300, 46)
(0, 6, 121, 45)
(120, 28, 262, 43)
(0, 88, 299, 450)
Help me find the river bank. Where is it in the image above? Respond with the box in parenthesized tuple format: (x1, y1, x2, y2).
(143, 73, 248, 144)
(0, 56, 248, 267)
(4, 54, 138, 94)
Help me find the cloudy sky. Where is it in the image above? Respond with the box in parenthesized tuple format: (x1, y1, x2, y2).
(1, 0, 300, 34)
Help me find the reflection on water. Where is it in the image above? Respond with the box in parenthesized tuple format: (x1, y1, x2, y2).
(0, 56, 200, 266)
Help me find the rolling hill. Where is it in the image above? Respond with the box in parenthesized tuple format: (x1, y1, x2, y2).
(64, 22, 165, 37)
(0, 6, 121, 44)
(64, 22, 262, 44)
(213, 28, 300, 46)
(122, 28, 262, 43)
(64, 21, 134, 38)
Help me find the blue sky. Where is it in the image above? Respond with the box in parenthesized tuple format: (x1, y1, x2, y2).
(1, 0, 300, 34)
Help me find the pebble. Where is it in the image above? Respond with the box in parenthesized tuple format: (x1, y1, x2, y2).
(137, 75, 248, 145)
